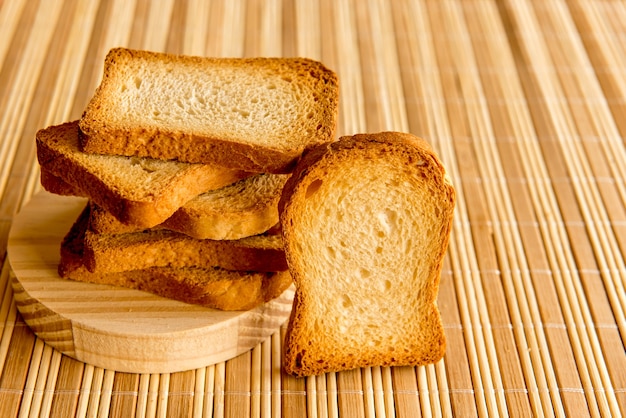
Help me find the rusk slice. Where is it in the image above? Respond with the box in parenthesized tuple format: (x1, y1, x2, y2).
(82, 225, 287, 274)
(37, 121, 251, 228)
(79, 48, 339, 173)
(280, 132, 455, 376)
(41, 168, 288, 240)
(59, 207, 292, 311)
(155, 173, 288, 239)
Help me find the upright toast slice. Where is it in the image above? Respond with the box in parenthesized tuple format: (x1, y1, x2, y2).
(37, 121, 251, 228)
(59, 206, 292, 311)
(41, 168, 288, 240)
(279, 132, 455, 376)
(79, 48, 339, 173)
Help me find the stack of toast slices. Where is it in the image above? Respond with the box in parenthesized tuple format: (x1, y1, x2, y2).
(36, 47, 339, 311)
(36, 47, 456, 377)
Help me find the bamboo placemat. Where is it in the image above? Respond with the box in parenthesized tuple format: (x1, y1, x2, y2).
(0, 0, 624, 416)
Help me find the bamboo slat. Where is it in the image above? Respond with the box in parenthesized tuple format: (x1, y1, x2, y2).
(0, 0, 624, 416)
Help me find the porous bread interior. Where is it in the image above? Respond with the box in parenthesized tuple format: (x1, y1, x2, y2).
(173, 174, 287, 239)
(189, 173, 289, 211)
(97, 56, 329, 149)
(287, 152, 449, 359)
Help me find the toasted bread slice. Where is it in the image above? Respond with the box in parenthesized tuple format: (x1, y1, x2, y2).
(279, 132, 455, 376)
(37, 121, 251, 228)
(59, 206, 292, 311)
(81, 215, 286, 274)
(41, 168, 288, 240)
(79, 48, 339, 173)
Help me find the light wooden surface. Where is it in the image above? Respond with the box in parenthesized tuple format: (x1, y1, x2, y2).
(0, 0, 625, 417)
(7, 191, 295, 375)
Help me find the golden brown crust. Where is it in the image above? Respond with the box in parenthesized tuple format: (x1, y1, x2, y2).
(37, 121, 251, 228)
(82, 228, 288, 274)
(279, 131, 455, 376)
(79, 48, 339, 174)
(42, 168, 287, 240)
(40, 169, 85, 197)
(59, 205, 292, 311)
(278, 131, 438, 215)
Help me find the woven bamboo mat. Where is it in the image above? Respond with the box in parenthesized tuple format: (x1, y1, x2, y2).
(0, 0, 624, 416)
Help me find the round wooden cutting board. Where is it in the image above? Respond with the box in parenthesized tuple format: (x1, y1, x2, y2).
(7, 191, 294, 374)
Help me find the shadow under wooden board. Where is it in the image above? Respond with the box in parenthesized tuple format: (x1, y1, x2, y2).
(7, 191, 294, 374)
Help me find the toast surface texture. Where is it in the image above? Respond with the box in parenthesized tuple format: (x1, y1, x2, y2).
(79, 48, 339, 173)
(40, 169, 81, 196)
(279, 131, 455, 376)
(37, 121, 250, 228)
(42, 169, 287, 240)
(82, 228, 287, 273)
(59, 206, 292, 311)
